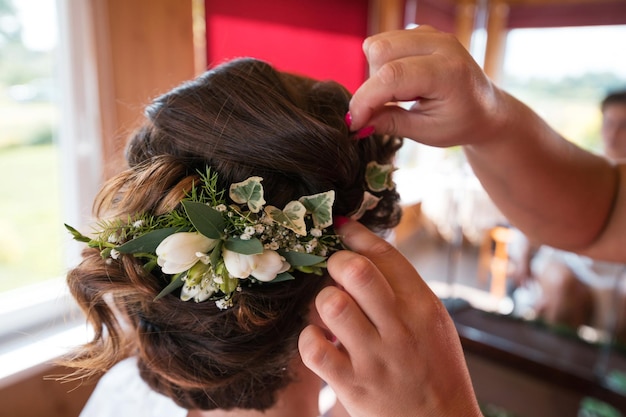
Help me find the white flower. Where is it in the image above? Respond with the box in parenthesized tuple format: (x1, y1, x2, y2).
(215, 204, 227, 212)
(263, 241, 280, 251)
(240, 233, 251, 240)
(305, 239, 318, 253)
(245, 226, 256, 236)
(156, 232, 218, 274)
(255, 224, 265, 234)
(181, 275, 216, 303)
(310, 228, 322, 237)
(215, 298, 233, 310)
(222, 249, 290, 282)
(132, 220, 144, 228)
(110, 249, 120, 260)
(196, 252, 210, 264)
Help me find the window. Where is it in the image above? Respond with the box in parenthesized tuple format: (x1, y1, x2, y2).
(0, 0, 62, 293)
(0, 0, 102, 378)
(501, 25, 626, 152)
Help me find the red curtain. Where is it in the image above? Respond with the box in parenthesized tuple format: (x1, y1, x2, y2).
(205, 0, 369, 93)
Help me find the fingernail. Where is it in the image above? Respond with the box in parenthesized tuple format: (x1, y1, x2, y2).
(333, 216, 350, 230)
(344, 111, 352, 128)
(355, 125, 375, 139)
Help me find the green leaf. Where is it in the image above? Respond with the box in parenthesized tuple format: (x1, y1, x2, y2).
(116, 227, 179, 254)
(299, 190, 335, 229)
(365, 161, 395, 192)
(182, 201, 225, 239)
(272, 271, 296, 282)
(229, 176, 266, 213)
(100, 247, 112, 259)
(279, 250, 326, 267)
(209, 240, 223, 266)
(143, 259, 158, 273)
(154, 273, 185, 301)
(64, 223, 92, 243)
(224, 237, 263, 255)
(265, 201, 307, 236)
(296, 265, 325, 275)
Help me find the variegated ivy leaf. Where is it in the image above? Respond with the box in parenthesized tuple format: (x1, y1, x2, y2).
(229, 176, 266, 213)
(350, 191, 381, 220)
(265, 201, 307, 236)
(365, 161, 395, 192)
(299, 190, 334, 229)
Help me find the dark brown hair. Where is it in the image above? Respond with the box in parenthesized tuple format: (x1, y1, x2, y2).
(601, 89, 626, 111)
(64, 58, 401, 411)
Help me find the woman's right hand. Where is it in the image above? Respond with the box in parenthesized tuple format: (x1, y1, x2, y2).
(348, 25, 505, 149)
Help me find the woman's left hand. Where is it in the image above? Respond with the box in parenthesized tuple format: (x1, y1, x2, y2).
(299, 220, 482, 417)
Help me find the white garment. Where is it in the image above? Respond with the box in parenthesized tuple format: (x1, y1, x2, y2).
(80, 357, 337, 417)
(532, 247, 625, 290)
(80, 357, 186, 417)
(508, 229, 626, 329)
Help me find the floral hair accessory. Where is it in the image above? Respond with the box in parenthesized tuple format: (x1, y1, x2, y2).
(66, 168, 342, 309)
(350, 161, 396, 220)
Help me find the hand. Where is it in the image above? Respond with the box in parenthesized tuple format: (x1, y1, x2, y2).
(348, 25, 504, 148)
(298, 220, 482, 417)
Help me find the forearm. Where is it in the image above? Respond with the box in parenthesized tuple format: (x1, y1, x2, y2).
(347, 25, 624, 262)
(464, 90, 619, 255)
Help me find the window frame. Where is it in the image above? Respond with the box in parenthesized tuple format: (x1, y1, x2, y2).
(0, 0, 103, 380)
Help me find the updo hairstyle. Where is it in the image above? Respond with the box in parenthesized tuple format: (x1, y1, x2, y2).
(65, 58, 402, 411)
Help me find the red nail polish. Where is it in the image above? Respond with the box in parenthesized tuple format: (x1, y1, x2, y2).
(355, 125, 375, 139)
(344, 111, 352, 128)
(333, 216, 350, 229)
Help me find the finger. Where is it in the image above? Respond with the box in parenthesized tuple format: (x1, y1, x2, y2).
(363, 25, 442, 74)
(298, 323, 354, 387)
(360, 103, 453, 147)
(315, 284, 386, 349)
(325, 251, 399, 336)
(349, 54, 445, 130)
(337, 220, 429, 294)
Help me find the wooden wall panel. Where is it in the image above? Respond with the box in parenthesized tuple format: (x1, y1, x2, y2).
(92, 0, 196, 177)
(0, 363, 99, 417)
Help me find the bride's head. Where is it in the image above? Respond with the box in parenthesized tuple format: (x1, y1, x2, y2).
(65, 58, 402, 411)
